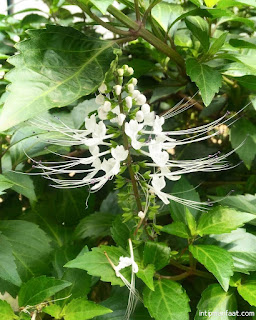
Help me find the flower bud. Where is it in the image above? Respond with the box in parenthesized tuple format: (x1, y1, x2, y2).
(136, 110, 144, 122)
(98, 106, 108, 120)
(132, 90, 140, 99)
(95, 94, 105, 105)
(131, 78, 138, 86)
(118, 113, 126, 126)
(117, 68, 124, 77)
(98, 83, 107, 93)
(125, 96, 133, 109)
(138, 211, 146, 219)
(141, 103, 150, 114)
(114, 85, 122, 96)
(136, 94, 147, 105)
(127, 83, 134, 93)
(103, 101, 111, 112)
(127, 67, 134, 75)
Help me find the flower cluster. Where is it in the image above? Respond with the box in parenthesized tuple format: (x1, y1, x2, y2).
(30, 64, 237, 210)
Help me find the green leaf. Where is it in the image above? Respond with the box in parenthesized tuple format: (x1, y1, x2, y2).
(111, 215, 135, 248)
(170, 177, 201, 222)
(65, 246, 130, 286)
(212, 194, 256, 215)
(0, 300, 18, 320)
(230, 118, 256, 169)
(229, 39, 256, 50)
(211, 229, 256, 273)
(0, 234, 21, 286)
(3, 172, 36, 201)
(197, 206, 255, 235)
(137, 264, 155, 291)
(62, 298, 112, 320)
(185, 208, 197, 236)
(143, 279, 190, 320)
(195, 284, 237, 320)
(237, 280, 256, 307)
(189, 245, 234, 291)
(0, 220, 52, 281)
(186, 58, 222, 106)
(43, 304, 62, 319)
(162, 222, 190, 239)
(75, 212, 115, 240)
(90, 0, 114, 14)
(18, 276, 72, 307)
(185, 16, 209, 51)
(204, 0, 220, 7)
(143, 242, 170, 271)
(0, 25, 116, 131)
(207, 32, 228, 56)
(0, 175, 13, 194)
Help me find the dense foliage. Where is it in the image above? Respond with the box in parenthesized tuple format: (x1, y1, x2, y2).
(0, 0, 256, 319)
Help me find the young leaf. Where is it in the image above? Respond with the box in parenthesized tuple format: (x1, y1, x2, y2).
(0, 234, 21, 286)
(197, 206, 255, 235)
(185, 208, 197, 236)
(211, 229, 256, 273)
(185, 16, 209, 51)
(195, 284, 237, 320)
(62, 298, 112, 320)
(143, 279, 190, 320)
(143, 242, 170, 271)
(186, 58, 222, 106)
(237, 280, 256, 307)
(189, 245, 234, 291)
(74, 212, 115, 240)
(65, 246, 130, 286)
(137, 264, 155, 291)
(207, 32, 228, 56)
(204, 0, 220, 7)
(0, 25, 116, 131)
(162, 222, 190, 239)
(0, 220, 52, 282)
(18, 276, 72, 307)
(0, 300, 18, 320)
(43, 304, 62, 319)
(0, 175, 13, 194)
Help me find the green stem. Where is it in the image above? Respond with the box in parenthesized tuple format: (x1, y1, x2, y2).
(107, 5, 185, 68)
(169, 259, 214, 279)
(134, 0, 141, 21)
(142, 0, 161, 24)
(155, 272, 190, 281)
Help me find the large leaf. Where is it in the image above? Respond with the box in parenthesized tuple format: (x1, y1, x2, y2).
(230, 118, 256, 169)
(210, 229, 256, 273)
(143, 279, 190, 320)
(0, 25, 116, 131)
(90, 0, 114, 14)
(18, 276, 71, 307)
(185, 16, 209, 51)
(143, 242, 170, 271)
(195, 284, 237, 320)
(0, 175, 13, 194)
(0, 300, 18, 320)
(65, 246, 130, 286)
(136, 264, 155, 291)
(189, 245, 233, 291)
(75, 212, 115, 240)
(111, 215, 135, 248)
(197, 206, 255, 235)
(62, 298, 112, 320)
(0, 234, 21, 286)
(0, 220, 52, 281)
(186, 58, 222, 106)
(162, 222, 190, 239)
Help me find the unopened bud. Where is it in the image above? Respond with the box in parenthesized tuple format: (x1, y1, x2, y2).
(95, 94, 105, 105)
(117, 68, 124, 77)
(138, 211, 146, 219)
(127, 83, 134, 93)
(125, 96, 133, 109)
(136, 110, 144, 122)
(114, 85, 122, 96)
(136, 94, 147, 105)
(141, 103, 150, 114)
(98, 83, 107, 93)
(103, 101, 111, 112)
(132, 90, 140, 99)
(127, 67, 134, 75)
(131, 78, 138, 86)
(118, 113, 126, 126)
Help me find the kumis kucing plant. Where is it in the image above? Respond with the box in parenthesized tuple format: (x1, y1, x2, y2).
(0, 1, 256, 320)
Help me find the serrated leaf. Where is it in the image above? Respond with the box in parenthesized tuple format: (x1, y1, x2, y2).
(137, 264, 155, 291)
(0, 300, 18, 320)
(189, 245, 234, 291)
(211, 229, 256, 273)
(143, 279, 190, 320)
(162, 222, 190, 239)
(197, 206, 255, 235)
(230, 118, 256, 169)
(195, 284, 237, 320)
(170, 177, 201, 222)
(18, 276, 72, 307)
(65, 246, 130, 286)
(3, 172, 36, 201)
(0, 220, 52, 281)
(0, 234, 21, 286)
(62, 298, 112, 320)
(0, 25, 116, 131)
(143, 242, 170, 271)
(237, 280, 256, 307)
(75, 212, 115, 240)
(186, 58, 222, 106)
(43, 304, 62, 319)
(185, 16, 209, 51)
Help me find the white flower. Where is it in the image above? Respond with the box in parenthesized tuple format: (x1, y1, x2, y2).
(97, 106, 108, 120)
(128, 84, 134, 93)
(136, 111, 144, 123)
(127, 67, 134, 75)
(95, 94, 105, 105)
(102, 101, 111, 112)
(118, 113, 126, 126)
(149, 141, 169, 167)
(98, 83, 107, 93)
(132, 90, 140, 99)
(135, 94, 147, 105)
(114, 85, 122, 96)
(131, 78, 138, 86)
(111, 145, 128, 161)
(125, 96, 133, 109)
(125, 120, 143, 150)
